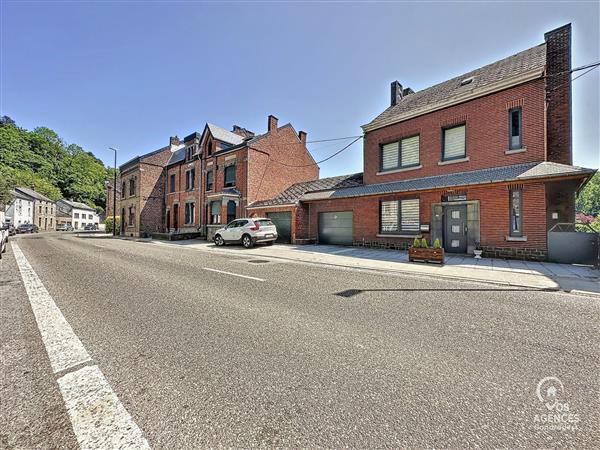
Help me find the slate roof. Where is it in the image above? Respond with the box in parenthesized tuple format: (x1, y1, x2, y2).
(166, 147, 186, 166)
(363, 43, 547, 131)
(120, 145, 171, 170)
(58, 199, 95, 211)
(300, 162, 595, 201)
(207, 123, 245, 146)
(248, 173, 364, 208)
(15, 187, 53, 202)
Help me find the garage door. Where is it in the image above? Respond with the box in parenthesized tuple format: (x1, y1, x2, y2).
(267, 211, 292, 243)
(318, 211, 353, 245)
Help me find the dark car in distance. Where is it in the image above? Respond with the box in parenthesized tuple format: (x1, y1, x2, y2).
(56, 223, 74, 231)
(83, 223, 98, 231)
(17, 223, 39, 234)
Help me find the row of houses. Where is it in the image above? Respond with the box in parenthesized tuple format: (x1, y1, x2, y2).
(3, 187, 100, 230)
(107, 24, 596, 261)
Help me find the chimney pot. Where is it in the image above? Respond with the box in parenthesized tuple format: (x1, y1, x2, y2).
(169, 136, 180, 146)
(298, 131, 307, 144)
(391, 80, 403, 106)
(268, 115, 278, 132)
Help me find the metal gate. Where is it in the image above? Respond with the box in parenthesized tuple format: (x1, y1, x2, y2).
(318, 211, 353, 245)
(267, 211, 292, 243)
(548, 223, 599, 265)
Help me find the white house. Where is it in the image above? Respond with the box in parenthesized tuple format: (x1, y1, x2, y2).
(56, 199, 99, 229)
(5, 190, 35, 225)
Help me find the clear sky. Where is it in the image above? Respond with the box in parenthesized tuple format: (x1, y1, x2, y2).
(1, 1, 598, 177)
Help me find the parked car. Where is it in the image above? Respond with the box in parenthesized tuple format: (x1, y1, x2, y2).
(16, 223, 39, 234)
(84, 223, 98, 231)
(214, 218, 278, 248)
(4, 223, 16, 236)
(0, 223, 8, 259)
(56, 223, 74, 231)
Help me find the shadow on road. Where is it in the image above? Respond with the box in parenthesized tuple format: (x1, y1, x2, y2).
(335, 287, 550, 297)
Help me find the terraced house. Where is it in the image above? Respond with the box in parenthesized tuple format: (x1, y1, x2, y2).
(250, 24, 596, 260)
(164, 116, 317, 240)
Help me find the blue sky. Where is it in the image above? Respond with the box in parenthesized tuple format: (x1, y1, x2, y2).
(1, 1, 598, 177)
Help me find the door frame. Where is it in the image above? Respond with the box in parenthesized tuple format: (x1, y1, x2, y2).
(443, 204, 468, 253)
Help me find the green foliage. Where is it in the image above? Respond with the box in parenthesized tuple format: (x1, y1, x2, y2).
(412, 237, 421, 248)
(104, 216, 121, 235)
(0, 118, 111, 211)
(576, 173, 600, 217)
(433, 238, 442, 249)
(420, 238, 428, 248)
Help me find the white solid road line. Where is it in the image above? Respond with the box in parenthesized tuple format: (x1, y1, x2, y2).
(11, 242, 151, 450)
(203, 267, 265, 282)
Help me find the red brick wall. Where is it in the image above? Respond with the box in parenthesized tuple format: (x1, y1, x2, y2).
(165, 159, 201, 230)
(363, 79, 546, 185)
(304, 182, 547, 251)
(248, 125, 318, 203)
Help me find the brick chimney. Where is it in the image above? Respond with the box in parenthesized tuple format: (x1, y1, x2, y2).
(268, 115, 278, 132)
(298, 131, 307, 144)
(391, 81, 403, 106)
(232, 125, 255, 139)
(545, 23, 572, 165)
(169, 136, 180, 146)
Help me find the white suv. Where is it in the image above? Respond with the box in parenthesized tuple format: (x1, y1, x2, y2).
(214, 218, 278, 248)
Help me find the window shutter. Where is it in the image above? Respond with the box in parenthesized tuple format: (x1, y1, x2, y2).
(401, 136, 420, 167)
(381, 142, 399, 170)
(400, 199, 420, 232)
(443, 125, 466, 159)
(380, 201, 398, 232)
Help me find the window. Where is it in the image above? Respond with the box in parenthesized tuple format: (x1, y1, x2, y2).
(45, 207, 48, 214)
(380, 135, 420, 171)
(224, 165, 236, 187)
(206, 170, 214, 190)
(129, 178, 136, 196)
(509, 107, 522, 149)
(379, 199, 420, 234)
(208, 142, 213, 156)
(186, 146, 195, 161)
(74, 212, 79, 219)
(88, 214, 93, 219)
(442, 124, 466, 160)
(128, 206, 135, 226)
(509, 189, 522, 236)
(170, 174, 176, 193)
(185, 169, 195, 190)
(121, 181, 126, 198)
(184, 202, 195, 225)
(50, 218, 53, 226)
(227, 200, 236, 223)
(210, 201, 220, 224)
(39, 206, 42, 214)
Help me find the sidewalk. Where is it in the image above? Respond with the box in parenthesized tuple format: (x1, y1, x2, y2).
(151, 239, 600, 294)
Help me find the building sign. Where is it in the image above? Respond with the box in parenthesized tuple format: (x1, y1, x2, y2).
(420, 223, 430, 232)
(444, 194, 467, 202)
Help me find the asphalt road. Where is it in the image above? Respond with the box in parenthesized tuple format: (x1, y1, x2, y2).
(1, 232, 599, 448)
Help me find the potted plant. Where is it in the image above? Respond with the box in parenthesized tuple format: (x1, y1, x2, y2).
(473, 241, 483, 259)
(409, 237, 445, 264)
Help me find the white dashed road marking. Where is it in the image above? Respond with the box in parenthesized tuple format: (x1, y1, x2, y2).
(203, 267, 265, 282)
(12, 241, 151, 450)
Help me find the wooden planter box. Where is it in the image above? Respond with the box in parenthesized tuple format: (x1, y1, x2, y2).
(408, 247, 445, 264)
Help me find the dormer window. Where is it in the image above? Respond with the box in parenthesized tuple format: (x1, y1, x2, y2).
(208, 142, 213, 156)
(460, 76, 474, 86)
(186, 145, 195, 161)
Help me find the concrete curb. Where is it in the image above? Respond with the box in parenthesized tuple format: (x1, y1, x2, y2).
(149, 240, 561, 292)
(567, 289, 600, 299)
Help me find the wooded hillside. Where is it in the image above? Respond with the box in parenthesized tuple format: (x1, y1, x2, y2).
(0, 116, 114, 212)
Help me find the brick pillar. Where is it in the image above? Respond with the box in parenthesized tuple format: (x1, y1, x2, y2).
(545, 24, 572, 165)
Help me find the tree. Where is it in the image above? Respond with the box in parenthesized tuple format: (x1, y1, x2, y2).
(576, 172, 600, 216)
(0, 116, 15, 127)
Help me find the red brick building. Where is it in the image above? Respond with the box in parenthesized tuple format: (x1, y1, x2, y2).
(249, 24, 596, 260)
(163, 116, 318, 239)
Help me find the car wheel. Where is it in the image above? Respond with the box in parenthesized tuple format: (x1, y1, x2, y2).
(214, 235, 224, 246)
(242, 234, 254, 249)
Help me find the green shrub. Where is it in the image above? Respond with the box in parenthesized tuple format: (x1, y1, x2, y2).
(104, 215, 121, 235)
(412, 237, 421, 248)
(420, 238, 428, 248)
(433, 238, 442, 249)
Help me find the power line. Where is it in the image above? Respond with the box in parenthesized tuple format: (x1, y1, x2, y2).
(253, 135, 362, 168)
(572, 65, 599, 82)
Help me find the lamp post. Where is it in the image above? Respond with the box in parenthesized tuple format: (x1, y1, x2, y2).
(108, 147, 118, 236)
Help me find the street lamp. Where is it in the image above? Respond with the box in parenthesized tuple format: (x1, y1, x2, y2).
(108, 147, 118, 236)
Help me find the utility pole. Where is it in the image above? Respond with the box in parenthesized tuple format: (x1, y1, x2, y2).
(109, 147, 118, 236)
